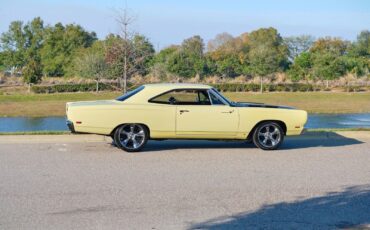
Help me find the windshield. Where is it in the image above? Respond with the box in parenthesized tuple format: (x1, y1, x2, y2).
(116, 86, 145, 101)
(210, 88, 233, 105)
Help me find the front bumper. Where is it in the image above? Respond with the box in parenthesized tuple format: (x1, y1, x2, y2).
(66, 120, 75, 133)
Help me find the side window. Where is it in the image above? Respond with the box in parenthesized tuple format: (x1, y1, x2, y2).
(150, 91, 178, 104)
(209, 90, 226, 105)
(149, 89, 211, 105)
(198, 91, 211, 105)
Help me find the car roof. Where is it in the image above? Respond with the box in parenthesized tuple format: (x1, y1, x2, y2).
(143, 83, 212, 90)
(124, 83, 213, 104)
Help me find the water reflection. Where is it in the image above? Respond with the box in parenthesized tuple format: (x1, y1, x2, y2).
(306, 113, 370, 129)
(0, 117, 68, 132)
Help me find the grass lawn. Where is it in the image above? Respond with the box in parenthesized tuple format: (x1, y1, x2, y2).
(0, 92, 121, 117)
(0, 91, 369, 117)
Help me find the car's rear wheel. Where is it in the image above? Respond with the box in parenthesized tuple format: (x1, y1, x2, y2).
(114, 124, 148, 152)
(252, 121, 284, 150)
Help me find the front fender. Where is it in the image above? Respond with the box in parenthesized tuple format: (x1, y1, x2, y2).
(238, 108, 307, 137)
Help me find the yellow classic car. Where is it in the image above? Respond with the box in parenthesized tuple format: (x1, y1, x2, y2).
(66, 83, 307, 151)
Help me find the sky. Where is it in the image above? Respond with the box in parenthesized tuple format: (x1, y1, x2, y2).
(1, 0, 369, 50)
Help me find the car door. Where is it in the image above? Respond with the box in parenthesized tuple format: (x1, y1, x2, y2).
(175, 89, 239, 138)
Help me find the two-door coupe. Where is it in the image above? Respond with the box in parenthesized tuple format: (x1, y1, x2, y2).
(66, 83, 307, 151)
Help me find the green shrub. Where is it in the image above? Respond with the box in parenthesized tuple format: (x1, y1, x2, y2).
(31, 82, 123, 93)
(267, 84, 276, 92)
(275, 84, 286, 92)
(209, 83, 315, 92)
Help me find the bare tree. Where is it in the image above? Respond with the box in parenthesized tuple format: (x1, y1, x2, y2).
(114, 7, 136, 93)
(284, 35, 315, 62)
(207, 32, 234, 52)
(110, 7, 155, 93)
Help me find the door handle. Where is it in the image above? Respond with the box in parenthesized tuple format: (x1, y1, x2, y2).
(179, 110, 189, 114)
(222, 110, 234, 114)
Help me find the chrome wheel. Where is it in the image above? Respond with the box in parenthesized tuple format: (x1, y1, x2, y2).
(116, 124, 147, 151)
(253, 122, 284, 150)
(257, 124, 281, 148)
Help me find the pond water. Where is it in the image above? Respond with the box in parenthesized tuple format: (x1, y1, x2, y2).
(0, 113, 369, 132)
(0, 116, 69, 132)
(306, 113, 370, 129)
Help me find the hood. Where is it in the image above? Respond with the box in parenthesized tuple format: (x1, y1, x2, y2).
(67, 100, 119, 107)
(232, 102, 295, 110)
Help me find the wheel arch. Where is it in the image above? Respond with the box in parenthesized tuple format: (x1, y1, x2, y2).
(246, 120, 287, 141)
(110, 123, 151, 138)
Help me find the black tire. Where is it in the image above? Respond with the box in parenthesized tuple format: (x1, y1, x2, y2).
(252, 121, 284, 150)
(114, 124, 149, 152)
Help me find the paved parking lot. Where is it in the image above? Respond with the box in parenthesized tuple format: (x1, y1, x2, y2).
(0, 132, 370, 229)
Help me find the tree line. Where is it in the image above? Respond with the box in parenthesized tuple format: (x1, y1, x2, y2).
(0, 17, 369, 87)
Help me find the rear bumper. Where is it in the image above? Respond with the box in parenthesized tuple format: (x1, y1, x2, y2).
(66, 120, 75, 133)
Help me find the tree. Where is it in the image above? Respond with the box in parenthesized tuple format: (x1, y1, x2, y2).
(287, 35, 369, 83)
(0, 49, 5, 71)
(109, 8, 154, 91)
(0, 21, 27, 69)
(0, 17, 44, 79)
(207, 32, 234, 52)
(340, 56, 368, 77)
(105, 34, 155, 86)
(23, 59, 42, 84)
(310, 37, 349, 55)
(350, 30, 370, 57)
(206, 33, 249, 77)
(40, 23, 97, 77)
(287, 52, 312, 82)
(182, 35, 204, 56)
(284, 35, 315, 62)
(312, 52, 346, 83)
(0, 17, 97, 81)
(167, 50, 195, 78)
(74, 49, 107, 92)
(166, 35, 206, 78)
(132, 35, 155, 76)
(309, 37, 351, 86)
(248, 28, 288, 92)
(39, 23, 64, 76)
(153, 45, 178, 64)
(182, 35, 205, 77)
(151, 45, 179, 80)
(114, 7, 137, 93)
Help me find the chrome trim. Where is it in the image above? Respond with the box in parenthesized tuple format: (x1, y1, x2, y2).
(208, 89, 228, 105)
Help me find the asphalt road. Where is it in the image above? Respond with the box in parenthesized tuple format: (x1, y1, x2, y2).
(0, 132, 370, 230)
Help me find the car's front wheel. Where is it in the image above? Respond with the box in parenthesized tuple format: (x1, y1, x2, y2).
(252, 122, 284, 150)
(114, 124, 148, 152)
